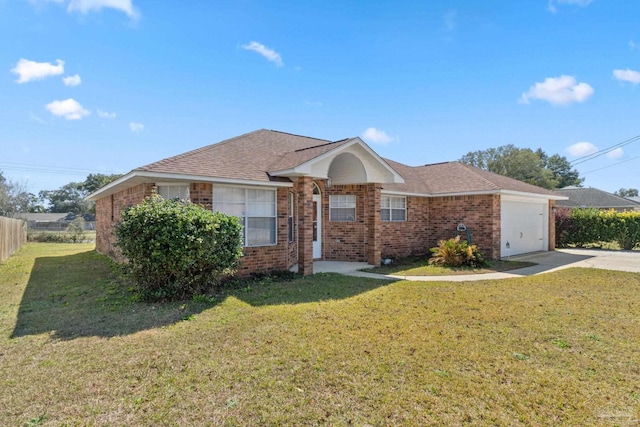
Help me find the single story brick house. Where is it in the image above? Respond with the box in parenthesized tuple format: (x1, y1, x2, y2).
(87, 129, 565, 276)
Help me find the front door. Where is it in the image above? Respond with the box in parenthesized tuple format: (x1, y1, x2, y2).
(312, 194, 321, 259)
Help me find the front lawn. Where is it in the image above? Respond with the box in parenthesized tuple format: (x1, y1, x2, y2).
(366, 255, 535, 276)
(1, 243, 639, 426)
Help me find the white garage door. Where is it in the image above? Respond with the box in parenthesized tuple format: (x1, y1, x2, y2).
(501, 198, 548, 257)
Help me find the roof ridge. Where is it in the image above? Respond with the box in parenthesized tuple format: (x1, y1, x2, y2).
(294, 141, 336, 152)
(268, 129, 332, 143)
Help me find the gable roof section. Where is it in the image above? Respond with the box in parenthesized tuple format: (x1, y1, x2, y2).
(382, 161, 563, 198)
(268, 137, 404, 183)
(267, 138, 353, 172)
(553, 187, 640, 209)
(88, 130, 406, 200)
(137, 129, 332, 182)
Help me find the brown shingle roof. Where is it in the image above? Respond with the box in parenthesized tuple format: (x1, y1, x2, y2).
(267, 138, 353, 172)
(382, 161, 558, 196)
(130, 129, 557, 197)
(137, 129, 335, 182)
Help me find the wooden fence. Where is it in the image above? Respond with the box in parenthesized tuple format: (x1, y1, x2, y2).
(0, 216, 27, 262)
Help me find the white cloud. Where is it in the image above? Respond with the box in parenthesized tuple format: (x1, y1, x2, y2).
(129, 122, 144, 132)
(607, 148, 624, 159)
(45, 98, 90, 120)
(361, 127, 396, 145)
(31, 0, 138, 18)
(566, 141, 598, 157)
(11, 58, 64, 83)
(443, 9, 457, 32)
(612, 68, 640, 84)
(68, 0, 138, 18)
(548, 0, 594, 13)
(97, 109, 116, 119)
(63, 74, 82, 86)
(519, 75, 593, 106)
(242, 41, 284, 67)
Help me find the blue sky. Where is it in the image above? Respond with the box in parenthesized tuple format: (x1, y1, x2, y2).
(1, 0, 639, 195)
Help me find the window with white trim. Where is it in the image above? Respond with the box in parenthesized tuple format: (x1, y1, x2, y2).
(381, 196, 406, 222)
(212, 186, 277, 246)
(157, 184, 190, 201)
(329, 194, 356, 222)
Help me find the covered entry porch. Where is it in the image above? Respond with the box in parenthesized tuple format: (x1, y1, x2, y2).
(269, 138, 404, 276)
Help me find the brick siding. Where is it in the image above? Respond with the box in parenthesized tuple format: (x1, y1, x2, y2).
(428, 194, 501, 259)
(381, 196, 430, 259)
(95, 183, 155, 259)
(323, 184, 366, 262)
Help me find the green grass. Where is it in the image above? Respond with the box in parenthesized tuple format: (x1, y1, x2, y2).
(1, 243, 639, 426)
(367, 255, 535, 276)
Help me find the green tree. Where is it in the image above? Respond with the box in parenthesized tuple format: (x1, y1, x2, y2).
(0, 171, 43, 216)
(460, 145, 581, 189)
(540, 152, 584, 188)
(82, 173, 122, 194)
(37, 173, 121, 214)
(39, 182, 88, 214)
(614, 188, 639, 198)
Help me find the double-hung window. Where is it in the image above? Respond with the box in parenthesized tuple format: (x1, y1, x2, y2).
(329, 194, 356, 222)
(381, 196, 406, 222)
(157, 184, 190, 201)
(213, 186, 277, 246)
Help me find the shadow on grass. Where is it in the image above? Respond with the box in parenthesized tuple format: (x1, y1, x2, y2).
(11, 251, 393, 339)
(10, 251, 212, 340)
(223, 272, 395, 307)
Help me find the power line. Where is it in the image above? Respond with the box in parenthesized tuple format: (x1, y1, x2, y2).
(0, 161, 122, 176)
(570, 134, 640, 166)
(581, 154, 640, 175)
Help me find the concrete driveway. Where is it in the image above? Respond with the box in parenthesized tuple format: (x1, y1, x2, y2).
(331, 248, 640, 281)
(508, 248, 640, 274)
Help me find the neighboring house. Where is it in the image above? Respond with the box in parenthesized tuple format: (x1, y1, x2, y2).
(626, 196, 640, 205)
(16, 213, 96, 231)
(87, 129, 565, 276)
(553, 186, 640, 212)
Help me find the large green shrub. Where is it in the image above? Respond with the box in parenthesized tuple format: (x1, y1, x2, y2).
(603, 210, 640, 250)
(115, 195, 243, 301)
(555, 208, 640, 250)
(429, 236, 488, 268)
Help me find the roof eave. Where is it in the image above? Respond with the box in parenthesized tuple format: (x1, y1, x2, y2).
(86, 170, 293, 201)
(381, 189, 569, 200)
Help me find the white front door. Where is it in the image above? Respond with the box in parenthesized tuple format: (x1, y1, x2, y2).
(312, 194, 322, 259)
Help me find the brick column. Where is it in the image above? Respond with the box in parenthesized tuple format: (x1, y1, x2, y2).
(366, 183, 382, 266)
(297, 177, 314, 276)
(548, 200, 556, 251)
(492, 194, 502, 259)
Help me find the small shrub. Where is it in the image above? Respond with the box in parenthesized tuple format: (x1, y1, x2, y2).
(67, 217, 85, 243)
(28, 231, 77, 243)
(115, 195, 243, 301)
(429, 236, 488, 268)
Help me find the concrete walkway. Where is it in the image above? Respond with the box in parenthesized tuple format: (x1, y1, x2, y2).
(312, 248, 640, 281)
